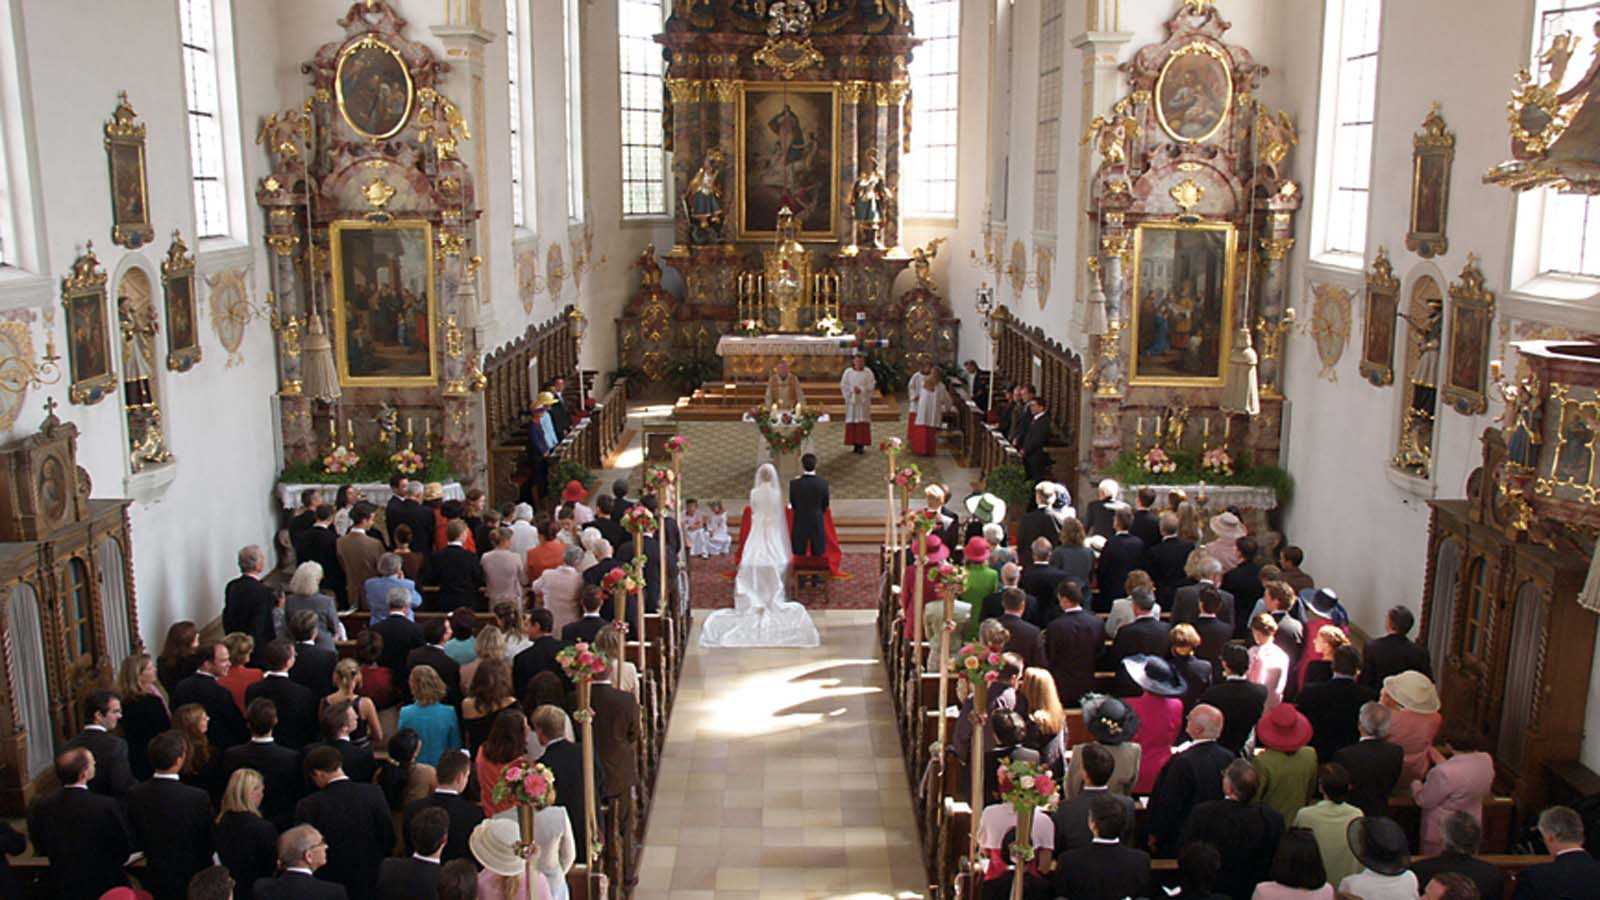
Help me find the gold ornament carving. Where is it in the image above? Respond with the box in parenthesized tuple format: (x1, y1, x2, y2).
(1260, 236, 1295, 261)
(1170, 178, 1205, 212)
(875, 81, 910, 106)
(362, 177, 397, 209)
(266, 234, 300, 257)
(708, 80, 740, 103)
(665, 78, 704, 104)
(753, 37, 823, 80)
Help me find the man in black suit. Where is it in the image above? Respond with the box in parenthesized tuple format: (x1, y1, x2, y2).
(584, 540, 624, 590)
(64, 690, 133, 799)
(1512, 805, 1600, 899)
(295, 504, 347, 608)
(173, 641, 249, 751)
(995, 588, 1046, 668)
(403, 749, 484, 862)
(289, 488, 322, 543)
(1141, 511, 1195, 608)
(1129, 486, 1162, 548)
(1360, 604, 1434, 689)
(287, 610, 339, 696)
(589, 494, 632, 551)
(378, 807, 447, 900)
(1172, 555, 1234, 626)
(1144, 704, 1235, 857)
(253, 824, 348, 900)
(1019, 538, 1068, 624)
(1107, 588, 1170, 694)
(530, 704, 598, 848)
(1264, 583, 1306, 694)
(789, 453, 830, 588)
(127, 731, 213, 900)
(247, 639, 319, 750)
(513, 608, 567, 694)
(1411, 812, 1507, 900)
(1221, 536, 1264, 625)
(610, 478, 636, 518)
(406, 617, 463, 708)
(979, 562, 1027, 624)
(426, 519, 484, 611)
(1191, 587, 1236, 667)
(1095, 507, 1144, 612)
(1197, 643, 1268, 754)
(1052, 743, 1136, 853)
(593, 669, 641, 888)
(225, 697, 306, 827)
(1179, 760, 1285, 900)
(1045, 581, 1104, 708)
(223, 544, 277, 664)
(371, 592, 424, 680)
(634, 531, 676, 615)
(28, 747, 133, 900)
(1020, 397, 1053, 481)
(1297, 644, 1376, 761)
(1332, 701, 1406, 818)
(384, 473, 409, 545)
(1054, 793, 1151, 900)
(561, 586, 610, 645)
(310, 701, 377, 786)
(1083, 478, 1121, 538)
(1004, 384, 1034, 447)
(1015, 484, 1059, 570)
(399, 480, 435, 556)
(294, 745, 394, 900)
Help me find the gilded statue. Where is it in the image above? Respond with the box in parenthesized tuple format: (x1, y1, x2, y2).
(634, 242, 664, 290)
(849, 148, 892, 249)
(1254, 108, 1298, 183)
(1497, 368, 1544, 470)
(685, 147, 727, 244)
(1163, 403, 1189, 450)
(1541, 30, 1577, 90)
(910, 237, 946, 292)
(1083, 114, 1139, 167)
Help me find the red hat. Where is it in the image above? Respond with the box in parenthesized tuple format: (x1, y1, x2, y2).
(962, 535, 991, 563)
(1255, 702, 1313, 753)
(561, 480, 588, 503)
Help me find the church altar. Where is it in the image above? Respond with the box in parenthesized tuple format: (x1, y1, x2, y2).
(743, 412, 831, 481)
(716, 334, 858, 382)
(276, 480, 465, 511)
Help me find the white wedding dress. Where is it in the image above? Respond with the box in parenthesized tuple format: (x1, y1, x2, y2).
(698, 464, 821, 648)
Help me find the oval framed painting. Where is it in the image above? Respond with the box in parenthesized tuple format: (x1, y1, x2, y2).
(335, 36, 414, 140)
(1155, 42, 1234, 144)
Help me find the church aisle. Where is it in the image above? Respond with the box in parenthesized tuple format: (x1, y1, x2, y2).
(634, 609, 927, 900)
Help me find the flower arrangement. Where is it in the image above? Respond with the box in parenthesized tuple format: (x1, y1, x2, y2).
(1200, 447, 1234, 477)
(620, 504, 656, 537)
(601, 563, 644, 596)
(490, 757, 557, 809)
(995, 757, 1059, 862)
(878, 436, 903, 453)
(1141, 446, 1176, 475)
(388, 446, 424, 475)
(951, 641, 1006, 687)
(814, 315, 844, 337)
(891, 463, 922, 489)
(555, 640, 612, 685)
(643, 465, 676, 490)
(737, 318, 765, 337)
(665, 435, 689, 453)
(750, 406, 821, 455)
(931, 560, 969, 599)
(323, 445, 361, 475)
(903, 507, 942, 537)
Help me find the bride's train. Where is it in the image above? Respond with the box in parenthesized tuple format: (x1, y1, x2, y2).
(698, 464, 821, 648)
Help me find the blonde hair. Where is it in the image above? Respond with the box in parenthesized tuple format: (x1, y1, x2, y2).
(409, 664, 447, 706)
(116, 652, 163, 703)
(978, 618, 1011, 650)
(223, 632, 255, 668)
(1317, 625, 1350, 657)
(473, 625, 506, 662)
(1169, 623, 1201, 655)
(1176, 502, 1202, 542)
(1020, 667, 1065, 735)
(288, 561, 324, 596)
(333, 657, 362, 693)
(594, 625, 624, 662)
(1124, 569, 1154, 597)
(218, 767, 263, 821)
(1182, 549, 1214, 580)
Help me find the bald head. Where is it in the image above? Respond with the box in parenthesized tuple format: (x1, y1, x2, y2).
(1187, 704, 1223, 741)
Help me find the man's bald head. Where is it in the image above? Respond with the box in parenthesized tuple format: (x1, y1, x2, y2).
(1187, 703, 1223, 741)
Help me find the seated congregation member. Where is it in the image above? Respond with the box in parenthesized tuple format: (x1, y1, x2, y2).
(64, 689, 134, 799)
(463, 658, 521, 754)
(314, 700, 378, 786)
(1337, 816, 1418, 900)
(1297, 644, 1375, 762)
(1106, 570, 1160, 639)
(213, 768, 281, 896)
(561, 585, 610, 645)
(173, 640, 250, 751)
(371, 590, 425, 679)
(295, 744, 395, 900)
(223, 697, 307, 828)
(476, 709, 533, 818)
(1512, 804, 1600, 900)
(1142, 511, 1196, 607)
(1199, 642, 1268, 755)
(252, 824, 347, 900)
(1361, 603, 1434, 688)
(218, 633, 264, 713)
(1053, 793, 1149, 900)
(1173, 553, 1233, 627)
(428, 520, 485, 611)
(1044, 581, 1103, 708)
(1168, 624, 1213, 713)
(287, 609, 340, 694)
(1246, 613, 1290, 709)
(284, 561, 343, 649)
(513, 608, 566, 692)
(443, 607, 480, 665)
(28, 747, 133, 900)
(1412, 721, 1495, 857)
(1066, 694, 1141, 798)
(1096, 507, 1145, 612)
(324, 657, 383, 751)
(366, 553, 423, 620)
(1411, 811, 1505, 900)
(1180, 759, 1285, 900)
(407, 617, 464, 707)
(1251, 703, 1318, 823)
(404, 748, 484, 863)
(1053, 743, 1136, 853)
(127, 730, 214, 900)
(378, 729, 438, 814)
(1120, 655, 1186, 794)
(1382, 669, 1443, 784)
(378, 807, 449, 900)
(1333, 701, 1406, 818)
(1108, 587, 1170, 695)
(1146, 704, 1234, 857)
(1251, 827, 1334, 900)
(401, 664, 462, 767)
(1293, 763, 1364, 887)
(246, 639, 319, 750)
(117, 652, 171, 781)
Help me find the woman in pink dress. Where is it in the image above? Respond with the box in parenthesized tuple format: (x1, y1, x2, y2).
(901, 533, 948, 640)
(1382, 670, 1443, 786)
(1120, 655, 1187, 794)
(1412, 721, 1494, 856)
(470, 817, 552, 900)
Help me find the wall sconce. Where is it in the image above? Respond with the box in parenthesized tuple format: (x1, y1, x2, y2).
(0, 311, 63, 394)
(968, 206, 1003, 279)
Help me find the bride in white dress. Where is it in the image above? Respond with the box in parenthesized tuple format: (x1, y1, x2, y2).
(698, 464, 821, 648)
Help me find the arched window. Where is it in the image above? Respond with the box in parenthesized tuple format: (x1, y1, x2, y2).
(1311, 0, 1382, 264)
(64, 558, 93, 664)
(1463, 556, 1490, 661)
(1426, 535, 1462, 666)
(507, 0, 533, 230)
(564, 0, 587, 223)
(1032, 0, 1065, 237)
(7, 585, 51, 778)
(179, 0, 243, 241)
(618, 0, 668, 218)
(98, 538, 131, 663)
(904, 0, 960, 218)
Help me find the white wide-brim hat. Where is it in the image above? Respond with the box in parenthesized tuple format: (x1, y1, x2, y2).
(469, 817, 528, 877)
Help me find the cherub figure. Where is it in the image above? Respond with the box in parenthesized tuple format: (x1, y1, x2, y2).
(1083, 114, 1139, 167)
(1541, 29, 1578, 90)
(1254, 108, 1298, 183)
(910, 238, 947, 291)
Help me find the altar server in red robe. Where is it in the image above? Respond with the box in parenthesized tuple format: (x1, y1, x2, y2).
(839, 354, 877, 453)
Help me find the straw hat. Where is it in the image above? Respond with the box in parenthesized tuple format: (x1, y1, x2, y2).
(1255, 702, 1313, 753)
(965, 492, 1007, 524)
(962, 536, 991, 564)
(536, 391, 560, 407)
(1382, 671, 1441, 714)
(1081, 693, 1141, 746)
(1347, 816, 1410, 876)
(469, 818, 530, 877)
(561, 480, 588, 503)
(1208, 511, 1248, 542)
(422, 482, 445, 502)
(1121, 654, 1187, 697)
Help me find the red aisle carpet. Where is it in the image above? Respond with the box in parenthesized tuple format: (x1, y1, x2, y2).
(687, 552, 881, 610)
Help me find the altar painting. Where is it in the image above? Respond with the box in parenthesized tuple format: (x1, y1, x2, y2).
(737, 83, 838, 239)
(1155, 43, 1234, 143)
(1129, 222, 1236, 386)
(335, 37, 414, 140)
(330, 219, 436, 387)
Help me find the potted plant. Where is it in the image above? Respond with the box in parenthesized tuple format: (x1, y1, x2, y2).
(864, 351, 907, 397)
(664, 354, 722, 394)
(984, 464, 1031, 527)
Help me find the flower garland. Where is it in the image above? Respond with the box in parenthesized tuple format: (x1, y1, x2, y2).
(995, 758, 1059, 862)
(601, 560, 645, 596)
(931, 560, 969, 600)
(556, 640, 611, 685)
(620, 504, 656, 538)
(389, 446, 424, 475)
(1200, 447, 1234, 477)
(951, 641, 1005, 687)
(490, 757, 558, 809)
(891, 463, 922, 489)
(324, 445, 360, 475)
(750, 407, 821, 455)
(903, 507, 941, 538)
(1141, 446, 1176, 475)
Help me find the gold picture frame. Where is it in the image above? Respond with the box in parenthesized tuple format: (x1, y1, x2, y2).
(1155, 42, 1235, 144)
(736, 82, 840, 241)
(1360, 248, 1400, 386)
(160, 231, 201, 372)
(335, 35, 415, 141)
(60, 243, 117, 406)
(329, 219, 438, 388)
(104, 93, 153, 250)
(1128, 220, 1238, 387)
(1441, 255, 1495, 416)
(1406, 103, 1454, 259)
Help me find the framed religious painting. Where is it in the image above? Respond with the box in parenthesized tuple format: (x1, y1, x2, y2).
(328, 219, 437, 387)
(1155, 42, 1234, 143)
(1128, 221, 1237, 387)
(1406, 103, 1454, 259)
(60, 244, 116, 406)
(1361, 248, 1400, 386)
(335, 35, 415, 140)
(736, 82, 839, 240)
(160, 231, 201, 372)
(103, 93, 153, 249)
(1442, 255, 1495, 415)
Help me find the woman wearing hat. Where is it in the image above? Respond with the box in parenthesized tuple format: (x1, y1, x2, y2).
(957, 536, 996, 641)
(1203, 511, 1249, 574)
(559, 481, 594, 525)
(1337, 816, 1419, 899)
(963, 491, 1006, 541)
(901, 533, 950, 640)
(1295, 591, 1350, 691)
(1121, 655, 1186, 794)
(1380, 670, 1443, 784)
(1252, 703, 1318, 822)
(469, 817, 553, 900)
(1067, 694, 1142, 798)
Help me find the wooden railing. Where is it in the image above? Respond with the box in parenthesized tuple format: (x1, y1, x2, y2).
(553, 381, 628, 470)
(952, 387, 1021, 473)
(990, 305, 1083, 486)
(483, 305, 579, 445)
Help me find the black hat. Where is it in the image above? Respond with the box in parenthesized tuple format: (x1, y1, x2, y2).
(1081, 693, 1141, 746)
(1347, 816, 1409, 877)
(1305, 587, 1342, 620)
(1122, 654, 1187, 697)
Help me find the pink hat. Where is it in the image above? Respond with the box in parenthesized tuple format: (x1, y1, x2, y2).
(962, 536, 991, 563)
(923, 534, 949, 564)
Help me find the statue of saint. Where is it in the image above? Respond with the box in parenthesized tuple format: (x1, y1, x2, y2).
(685, 147, 727, 244)
(849, 149, 892, 249)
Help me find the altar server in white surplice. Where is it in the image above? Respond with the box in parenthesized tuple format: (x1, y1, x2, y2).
(839, 354, 877, 453)
(907, 361, 945, 457)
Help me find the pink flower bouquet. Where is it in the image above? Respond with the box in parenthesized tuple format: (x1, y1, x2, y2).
(891, 463, 922, 488)
(932, 560, 969, 599)
(878, 436, 903, 453)
(491, 756, 558, 809)
(1141, 447, 1176, 475)
(665, 435, 689, 453)
(950, 641, 1005, 688)
(996, 757, 1059, 814)
(620, 504, 656, 537)
(389, 446, 424, 475)
(323, 445, 360, 475)
(555, 640, 612, 685)
(1201, 447, 1233, 477)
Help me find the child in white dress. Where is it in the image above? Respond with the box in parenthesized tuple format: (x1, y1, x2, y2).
(684, 499, 708, 558)
(698, 500, 732, 557)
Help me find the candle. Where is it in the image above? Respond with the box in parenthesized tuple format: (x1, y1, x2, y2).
(1490, 359, 1503, 380)
(424, 418, 432, 438)
(1203, 418, 1212, 448)
(1223, 417, 1232, 445)
(406, 417, 413, 435)
(1136, 417, 1144, 447)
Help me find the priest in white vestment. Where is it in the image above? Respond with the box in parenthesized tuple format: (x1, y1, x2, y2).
(906, 361, 945, 456)
(764, 359, 806, 410)
(839, 354, 877, 453)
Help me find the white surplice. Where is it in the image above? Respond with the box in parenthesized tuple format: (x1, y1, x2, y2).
(839, 366, 877, 424)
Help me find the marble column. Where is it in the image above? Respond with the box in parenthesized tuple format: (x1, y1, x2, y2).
(874, 81, 908, 248)
(1072, 27, 1134, 303)
(838, 81, 868, 247)
(668, 77, 708, 248)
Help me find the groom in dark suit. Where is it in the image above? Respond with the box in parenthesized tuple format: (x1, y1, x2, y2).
(789, 453, 830, 589)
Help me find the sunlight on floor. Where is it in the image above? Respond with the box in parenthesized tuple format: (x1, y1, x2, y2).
(700, 656, 883, 739)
